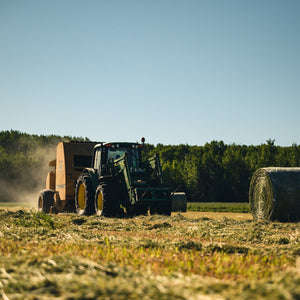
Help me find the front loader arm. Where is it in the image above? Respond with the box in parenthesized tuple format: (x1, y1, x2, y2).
(111, 152, 169, 207)
(113, 154, 136, 204)
(148, 153, 164, 186)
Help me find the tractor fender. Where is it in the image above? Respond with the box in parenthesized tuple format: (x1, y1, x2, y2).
(81, 168, 98, 191)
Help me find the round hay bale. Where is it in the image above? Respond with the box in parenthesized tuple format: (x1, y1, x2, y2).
(249, 167, 300, 221)
(171, 192, 187, 212)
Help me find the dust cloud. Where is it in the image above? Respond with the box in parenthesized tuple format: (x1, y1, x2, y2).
(0, 144, 57, 208)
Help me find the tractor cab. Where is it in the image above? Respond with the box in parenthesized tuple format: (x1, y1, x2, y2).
(93, 142, 144, 177)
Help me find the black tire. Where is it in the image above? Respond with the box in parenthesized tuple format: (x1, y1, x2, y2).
(128, 203, 148, 216)
(150, 201, 172, 216)
(95, 184, 118, 217)
(75, 174, 95, 216)
(38, 190, 54, 213)
(137, 205, 149, 216)
(161, 201, 172, 216)
(149, 204, 157, 215)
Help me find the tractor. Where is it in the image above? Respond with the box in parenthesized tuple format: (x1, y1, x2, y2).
(75, 140, 172, 216)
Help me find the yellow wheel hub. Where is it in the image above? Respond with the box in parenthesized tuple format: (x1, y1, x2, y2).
(78, 183, 86, 210)
(97, 190, 103, 213)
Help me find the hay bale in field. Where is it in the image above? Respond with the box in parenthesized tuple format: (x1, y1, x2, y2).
(171, 192, 187, 212)
(249, 167, 300, 221)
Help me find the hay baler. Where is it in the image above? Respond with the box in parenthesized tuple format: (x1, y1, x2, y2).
(38, 141, 98, 213)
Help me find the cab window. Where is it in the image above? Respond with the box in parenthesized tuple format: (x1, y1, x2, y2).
(93, 149, 102, 170)
(107, 147, 140, 169)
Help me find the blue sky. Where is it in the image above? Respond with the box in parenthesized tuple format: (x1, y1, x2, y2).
(0, 0, 299, 146)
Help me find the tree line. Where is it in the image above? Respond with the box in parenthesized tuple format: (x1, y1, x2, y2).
(1, 130, 300, 202)
(143, 139, 300, 203)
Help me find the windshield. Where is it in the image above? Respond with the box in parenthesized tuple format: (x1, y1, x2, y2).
(107, 147, 140, 169)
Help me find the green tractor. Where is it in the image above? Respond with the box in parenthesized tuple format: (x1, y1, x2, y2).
(74, 140, 172, 217)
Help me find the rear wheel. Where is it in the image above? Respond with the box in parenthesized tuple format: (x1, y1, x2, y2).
(95, 184, 118, 217)
(38, 190, 54, 213)
(75, 174, 95, 216)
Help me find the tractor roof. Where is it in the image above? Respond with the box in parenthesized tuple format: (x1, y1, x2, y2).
(94, 142, 141, 149)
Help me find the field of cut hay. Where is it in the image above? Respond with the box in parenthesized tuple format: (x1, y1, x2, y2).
(0, 208, 300, 299)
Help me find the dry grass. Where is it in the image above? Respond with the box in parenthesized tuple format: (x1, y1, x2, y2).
(183, 211, 252, 220)
(0, 208, 300, 299)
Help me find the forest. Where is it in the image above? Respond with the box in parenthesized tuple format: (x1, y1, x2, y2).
(1, 130, 300, 203)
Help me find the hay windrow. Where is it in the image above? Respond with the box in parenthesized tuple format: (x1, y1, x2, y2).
(249, 167, 300, 221)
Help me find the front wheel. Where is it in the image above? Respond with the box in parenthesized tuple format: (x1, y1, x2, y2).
(38, 190, 54, 213)
(95, 184, 118, 217)
(75, 174, 95, 216)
